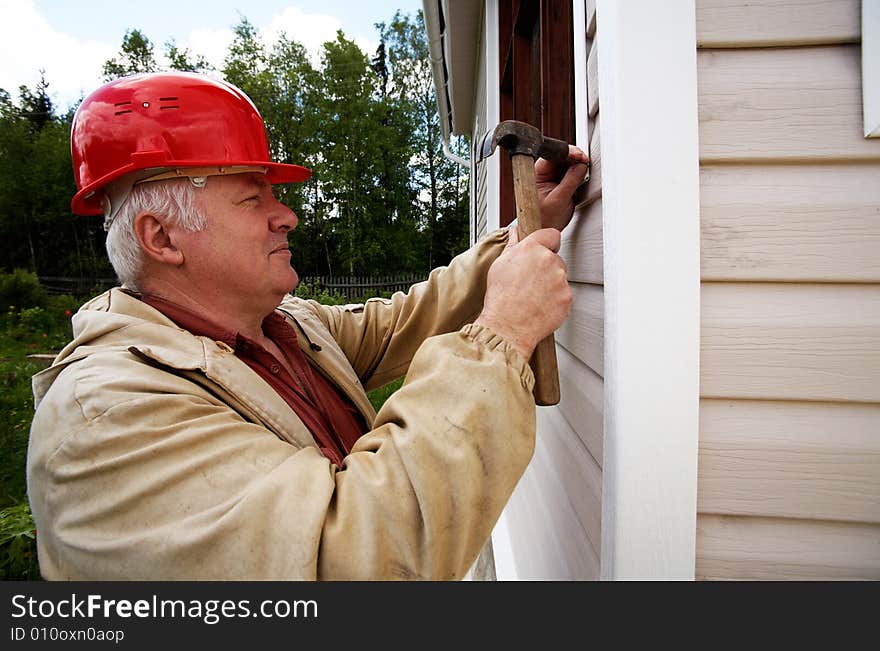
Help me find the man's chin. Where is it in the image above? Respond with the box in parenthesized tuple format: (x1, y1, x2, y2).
(276, 269, 299, 296)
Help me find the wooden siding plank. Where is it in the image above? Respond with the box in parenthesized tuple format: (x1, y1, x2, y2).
(556, 281, 604, 377)
(701, 164, 880, 282)
(587, 38, 599, 117)
(696, 514, 880, 580)
(701, 283, 880, 403)
(556, 344, 604, 467)
(560, 198, 603, 285)
(699, 399, 880, 524)
(698, 45, 880, 162)
(695, 0, 861, 48)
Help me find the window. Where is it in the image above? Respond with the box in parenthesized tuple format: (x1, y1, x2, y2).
(498, 0, 575, 225)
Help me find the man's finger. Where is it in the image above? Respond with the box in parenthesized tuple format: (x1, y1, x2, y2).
(555, 160, 589, 194)
(567, 144, 589, 164)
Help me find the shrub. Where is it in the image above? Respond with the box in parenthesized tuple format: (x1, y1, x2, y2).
(18, 307, 52, 334)
(0, 502, 40, 580)
(0, 269, 46, 312)
(294, 282, 349, 306)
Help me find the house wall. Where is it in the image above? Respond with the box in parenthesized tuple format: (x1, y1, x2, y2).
(488, 0, 604, 580)
(694, 0, 880, 579)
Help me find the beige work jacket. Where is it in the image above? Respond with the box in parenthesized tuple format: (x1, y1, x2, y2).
(27, 228, 537, 580)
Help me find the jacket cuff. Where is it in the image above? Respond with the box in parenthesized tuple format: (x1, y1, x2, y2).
(459, 323, 535, 393)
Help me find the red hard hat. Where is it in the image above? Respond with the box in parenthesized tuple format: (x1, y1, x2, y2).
(70, 71, 311, 216)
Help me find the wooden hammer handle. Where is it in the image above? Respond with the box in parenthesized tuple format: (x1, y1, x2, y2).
(511, 154, 561, 406)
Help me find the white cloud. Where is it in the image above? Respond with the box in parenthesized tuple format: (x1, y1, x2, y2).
(182, 27, 235, 71)
(260, 7, 378, 65)
(261, 7, 341, 63)
(0, 0, 114, 109)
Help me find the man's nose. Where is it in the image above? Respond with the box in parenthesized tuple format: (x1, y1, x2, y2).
(270, 199, 298, 232)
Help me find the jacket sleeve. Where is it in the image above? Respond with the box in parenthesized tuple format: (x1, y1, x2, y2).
(28, 324, 535, 580)
(301, 227, 510, 391)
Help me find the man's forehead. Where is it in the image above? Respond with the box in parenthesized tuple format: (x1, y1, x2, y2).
(212, 172, 271, 193)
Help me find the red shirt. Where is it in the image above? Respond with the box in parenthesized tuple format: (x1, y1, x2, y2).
(140, 294, 367, 466)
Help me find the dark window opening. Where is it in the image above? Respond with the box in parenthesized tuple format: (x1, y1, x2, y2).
(498, 0, 574, 226)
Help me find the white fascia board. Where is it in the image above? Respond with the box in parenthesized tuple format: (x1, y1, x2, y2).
(422, 0, 454, 144)
(573, 0, 590, 150)
(596, 0, 701, 580)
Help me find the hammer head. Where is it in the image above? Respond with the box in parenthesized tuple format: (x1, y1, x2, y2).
(478, 120, 570, 164)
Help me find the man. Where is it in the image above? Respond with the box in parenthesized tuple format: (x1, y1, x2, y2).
(27, 72, 588, 580)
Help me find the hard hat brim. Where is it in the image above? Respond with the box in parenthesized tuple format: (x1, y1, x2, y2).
(71, 161, 312, 216)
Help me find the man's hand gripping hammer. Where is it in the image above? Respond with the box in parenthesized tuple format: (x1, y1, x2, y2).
(478, 120, 572, 406)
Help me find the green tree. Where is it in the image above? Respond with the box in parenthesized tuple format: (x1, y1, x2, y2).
(102, 29, 159, 80)
(378, 11, 469, 270)
(165, 39, 212, 73)
(0, 76, 110, 278)
(18, 70, 53, 132)
(315, 31, 418, 275)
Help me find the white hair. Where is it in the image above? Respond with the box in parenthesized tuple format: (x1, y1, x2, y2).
(104, 178, 208, 290)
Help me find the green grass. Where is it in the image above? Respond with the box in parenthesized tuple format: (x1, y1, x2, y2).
(367, 376, 405, 412)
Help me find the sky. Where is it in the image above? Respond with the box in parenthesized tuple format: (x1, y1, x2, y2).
(0, 0, 424, 111)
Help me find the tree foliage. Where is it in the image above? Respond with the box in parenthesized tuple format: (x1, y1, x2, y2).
(102, 29, 159, 80)
(0, 10, 469, 282)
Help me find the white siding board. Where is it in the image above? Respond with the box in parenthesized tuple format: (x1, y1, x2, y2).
(701, 283, 880, 403)
(695, 0, 861, 48)
(502, 409, 600, 579)
(699, 399, 880, 524)
(556, 282, 604, 377)
(696, 514, 880, 580)
(580, 114, 602, 206)
(557, 344, 604, 468)
(698, 45, 880, 162)
(701, 164, 880, 282)
(537, 407, 602, 568)
(559, 198, 603, 285)
(587, 38, 599, 117)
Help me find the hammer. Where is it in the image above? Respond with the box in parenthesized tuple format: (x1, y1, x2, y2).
(478, 120, 572, 406)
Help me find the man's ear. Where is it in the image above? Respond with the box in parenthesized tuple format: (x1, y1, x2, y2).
(134, 212, 184, 266)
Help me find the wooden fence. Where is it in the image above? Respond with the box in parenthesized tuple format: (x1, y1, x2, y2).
(297, 275, 426, 300)
(38, 276, 117, 296)
(39, 275, 427, 301)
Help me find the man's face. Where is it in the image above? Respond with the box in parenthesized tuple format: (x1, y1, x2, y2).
(174, 173, 299, 315)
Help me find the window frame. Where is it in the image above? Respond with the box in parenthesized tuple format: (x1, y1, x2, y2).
(497, 0, 575, 226)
